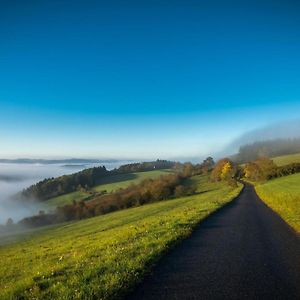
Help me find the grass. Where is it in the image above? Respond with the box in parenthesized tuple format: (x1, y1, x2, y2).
(272, 152, 300, 166)
(46, 170, 172, 207)
(255, 173, 300, 233)
(183, 174, 218, 193)
(92, 170, 172, 192)
(46, 191, 91, 207)
(0, 176, 242, 300)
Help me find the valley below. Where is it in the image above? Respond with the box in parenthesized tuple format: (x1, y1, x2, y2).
(0, 160, 131, 224)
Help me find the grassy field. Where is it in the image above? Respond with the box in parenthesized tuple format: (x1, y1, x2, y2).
(272, 152, 300, 166)
(46, 170, 172, 207)
(46, 191, 91, 207)
(255, 173, 300, 233)
(0, 176, 242, 300)
(92, 169, 172, 192)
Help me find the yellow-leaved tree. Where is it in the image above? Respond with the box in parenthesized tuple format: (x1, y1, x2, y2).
(211, 158, 237, 187)
(221, 161, 233, 181)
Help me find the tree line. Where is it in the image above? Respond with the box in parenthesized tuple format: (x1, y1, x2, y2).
(243, 157, 300, 181)
(209, 155, 300, 184)
(117, 160, 176, 173)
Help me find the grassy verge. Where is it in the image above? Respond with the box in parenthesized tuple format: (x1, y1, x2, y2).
(46, 170, 172, 207)
(0, 176, 242, 300)
(255, 173, 300, 233)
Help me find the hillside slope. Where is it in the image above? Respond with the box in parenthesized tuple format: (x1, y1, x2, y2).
(46, 169, 172, 207)
(0, 176, 241, 300)
(272, 152, 300, 166)
(255, 173, 300, 232)
(21, 160, 176, 201)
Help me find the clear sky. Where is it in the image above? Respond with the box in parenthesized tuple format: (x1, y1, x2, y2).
(0, 0, 300, 159)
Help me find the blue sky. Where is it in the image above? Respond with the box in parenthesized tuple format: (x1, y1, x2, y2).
(0, 0, 300, 159)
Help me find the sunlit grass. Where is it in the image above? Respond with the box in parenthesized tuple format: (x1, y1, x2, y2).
(272, 152, 300, 166)
(46, 191, 91, 207)
(46, 170, 172, 207)
(0, 177, 242, 300)
(92, 169, 172, 192)
(255, 173, 300, 233)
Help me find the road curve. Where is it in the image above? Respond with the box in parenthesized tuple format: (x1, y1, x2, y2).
(126, 184, 300, 300)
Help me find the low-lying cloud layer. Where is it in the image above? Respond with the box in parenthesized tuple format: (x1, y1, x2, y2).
(0, 161, 133, 225)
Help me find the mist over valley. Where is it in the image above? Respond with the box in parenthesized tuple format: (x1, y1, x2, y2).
(0, 160, 132, 224)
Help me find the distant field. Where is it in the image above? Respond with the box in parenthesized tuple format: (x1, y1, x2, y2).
(272, 153, 300, 166)
(46, 191, 91, 207)
(255, 173, 300, 232)
(92, 169, 172, 192)
(46, 169, 172, 207)
(0, 176, 242, 300)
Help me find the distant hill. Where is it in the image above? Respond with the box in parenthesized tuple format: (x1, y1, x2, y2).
(20, 160, 176, 201)
(0, 158, 121, 164)
(232, 138, 300, 163)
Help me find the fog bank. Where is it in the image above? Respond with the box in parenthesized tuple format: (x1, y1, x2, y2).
(0, 161, 131, 224)
(217, 119, 300, 158)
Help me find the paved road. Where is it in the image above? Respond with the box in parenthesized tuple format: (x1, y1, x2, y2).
(126, 184, 300, 300)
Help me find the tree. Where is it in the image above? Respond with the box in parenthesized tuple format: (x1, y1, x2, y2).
(221, 162, 233, 180)
(182, 163, 194, 177)
(202, 157, 215, 172)
(221, 161, 237, 187)
(211, 158, 232, 182)
(255, 157, 277, 178)
(243, 157, 277, 181)
(244, 162, 262, 181)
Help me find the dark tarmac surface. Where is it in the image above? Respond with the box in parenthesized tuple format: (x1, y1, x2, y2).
(126, 184, 300, 300)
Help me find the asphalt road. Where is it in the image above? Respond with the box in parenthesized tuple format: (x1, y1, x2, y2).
(126, 184, 300, 300)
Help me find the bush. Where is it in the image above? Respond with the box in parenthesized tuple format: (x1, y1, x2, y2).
(269, 162, 300, 179)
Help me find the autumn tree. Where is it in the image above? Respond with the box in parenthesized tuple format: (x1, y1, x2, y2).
(243, 157, 277, 181)
(244, 162, 262, 181)
(211, 158, 237, 186)
(182, 163, 194, 177)
(255, 157, 277, 178)
(211, 158, 231, 181)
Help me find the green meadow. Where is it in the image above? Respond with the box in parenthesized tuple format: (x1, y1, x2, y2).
(272, 152, 300, 166)
(46, 169, 172, 207)
(255, 173, 300, 233)
(92, 169, 172, 192)
(0, 175, 242, 300)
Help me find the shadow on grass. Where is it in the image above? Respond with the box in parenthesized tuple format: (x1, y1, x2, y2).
(95, 173, 138, 185)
